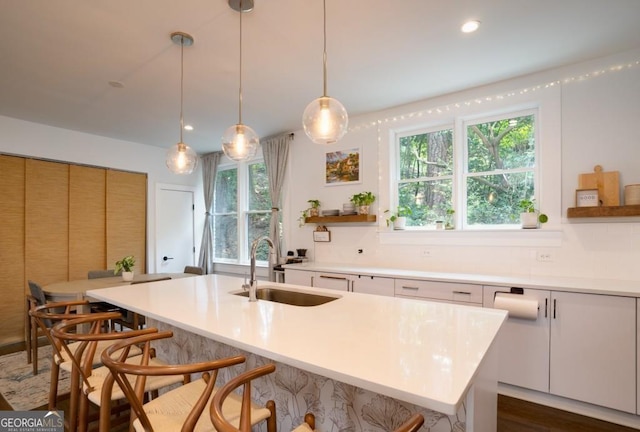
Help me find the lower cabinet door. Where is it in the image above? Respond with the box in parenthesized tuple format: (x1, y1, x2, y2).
(549, 291, 636, 413)
(284, 269, 313, 287)
(483, 286, 550, 392)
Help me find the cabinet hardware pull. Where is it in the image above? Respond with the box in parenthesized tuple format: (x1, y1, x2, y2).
(319, 275, 348, 280)
(553, 299, 557, 319)
(402, 286, 419, 290)
(544, 298, 548, 318)
(453, 291, 471, 295)
(310, 276, 314, 287)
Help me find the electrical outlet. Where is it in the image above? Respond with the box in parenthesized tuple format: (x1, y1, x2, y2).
(536, 251, 553, 262)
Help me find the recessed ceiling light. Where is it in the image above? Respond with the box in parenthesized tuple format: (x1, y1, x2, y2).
(184, 125, 193, 131)
(108, 80, 124, 88)
(461, 20, 480, 33)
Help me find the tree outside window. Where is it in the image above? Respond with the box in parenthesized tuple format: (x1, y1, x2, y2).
(214, 161, 272, 263)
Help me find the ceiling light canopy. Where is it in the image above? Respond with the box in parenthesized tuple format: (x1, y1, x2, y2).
(302, 0, 348, 145)
(166, 31, 198, 175)
(222, 0, 259, 162)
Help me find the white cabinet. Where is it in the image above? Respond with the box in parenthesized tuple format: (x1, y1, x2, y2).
(284, 269, 393, 296)
(284, 269, 313, 287)
(483, 286, 550, 392)
(549, 291, 635, 413)
(485, 286, 636, 414)
(352, 275, 394, 297)
(395, 279, 483, 305)
(312, 271, 351, 291)
(637, 299, 639, 415)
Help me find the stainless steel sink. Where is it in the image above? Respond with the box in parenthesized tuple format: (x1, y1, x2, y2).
(233, 286, 339, 307)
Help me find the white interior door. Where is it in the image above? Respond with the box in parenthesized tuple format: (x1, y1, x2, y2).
(156, 185, 195, 273)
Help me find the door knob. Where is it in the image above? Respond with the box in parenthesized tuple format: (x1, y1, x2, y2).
(163, 256, 174, 261)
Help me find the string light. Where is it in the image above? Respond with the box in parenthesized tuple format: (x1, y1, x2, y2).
(347, 58, 640, 132)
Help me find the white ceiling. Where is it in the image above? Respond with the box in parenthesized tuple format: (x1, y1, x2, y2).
(1, 1, 639, 154)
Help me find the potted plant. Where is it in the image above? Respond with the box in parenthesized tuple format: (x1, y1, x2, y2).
(445, 208, 455, 230)
(307, 199, 321, 217)
(115, 255, 135, 281)
(385, 206, 412, 230)
(518, 199, 548, 229)
(350, 192, 375, 215)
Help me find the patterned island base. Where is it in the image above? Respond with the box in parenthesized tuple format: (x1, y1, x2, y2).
(148, 319, 466, 432)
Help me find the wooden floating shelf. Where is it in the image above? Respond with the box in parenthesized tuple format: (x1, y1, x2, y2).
(567, 205, 640, 218)
(305, 214, 377, 224)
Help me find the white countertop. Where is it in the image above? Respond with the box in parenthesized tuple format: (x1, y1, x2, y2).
(87, 274, 507, 415)
(283, 263, 640, 297)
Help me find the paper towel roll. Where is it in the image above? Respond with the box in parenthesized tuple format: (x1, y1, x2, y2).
(494, 294, 538, 320)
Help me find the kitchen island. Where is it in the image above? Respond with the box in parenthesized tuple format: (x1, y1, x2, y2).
(87, 274, 506, 432)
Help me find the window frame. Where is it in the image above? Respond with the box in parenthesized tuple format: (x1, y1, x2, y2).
(213, 157, 271, 266)
(391, 107, 541, 231)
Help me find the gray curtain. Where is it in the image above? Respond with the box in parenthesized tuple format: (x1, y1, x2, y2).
(198, 151, 222, 274)
(262, 133, 293, 281)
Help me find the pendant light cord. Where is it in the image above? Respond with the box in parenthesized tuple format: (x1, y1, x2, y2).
(238, 0, 244, 124)
(322, 0, 328, 97)
(179, 35, 185, 143)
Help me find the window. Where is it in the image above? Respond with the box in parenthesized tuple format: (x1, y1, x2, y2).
(213, 160, 272, 264)
(394, 109, 537, 229)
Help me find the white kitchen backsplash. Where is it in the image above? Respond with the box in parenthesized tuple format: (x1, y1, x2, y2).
(303, 222, 640, 281)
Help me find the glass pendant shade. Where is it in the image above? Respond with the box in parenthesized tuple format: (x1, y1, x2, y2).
(166, 142, 198, 174)
(302, 95, 348, 145)
(222, 123, 259, 161)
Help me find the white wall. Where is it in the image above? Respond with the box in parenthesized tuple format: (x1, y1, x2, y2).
(3, 48, 638, 281)
(0, 116, 204, 272)
(286, 48, 640, 281)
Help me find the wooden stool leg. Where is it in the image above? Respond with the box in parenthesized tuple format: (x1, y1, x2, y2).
(49, 361, 60, 409)
(266, 400, 277, 432)
(68, 366, 80, 432)
(31, 317, 38, 375)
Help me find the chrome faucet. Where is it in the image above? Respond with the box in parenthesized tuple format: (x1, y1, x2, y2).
(243, 236, 274, 302)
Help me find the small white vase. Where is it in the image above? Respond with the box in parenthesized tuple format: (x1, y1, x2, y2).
(520, 212, 539, 229)
(358, 205, 370, 215)
(393, 216, 407, 230)
(122, 271, 134, 281)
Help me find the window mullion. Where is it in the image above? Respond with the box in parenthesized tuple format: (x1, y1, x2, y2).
(237, 162, 248, 264)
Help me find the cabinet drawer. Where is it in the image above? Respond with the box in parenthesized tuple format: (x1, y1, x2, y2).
(313, 272, 350, 292)
(394, 279, 483, 304)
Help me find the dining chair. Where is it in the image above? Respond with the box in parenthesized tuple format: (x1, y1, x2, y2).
(184, 265, 204, 275)
(210, 363, 308, 432)
(87, 269, 119, 279)
(25, 288, 50, 375)
(51, 315, 188, 432)
(100, 330, 275, 432)
(29, 302, 142, 412)
(394, 414, 425, 432)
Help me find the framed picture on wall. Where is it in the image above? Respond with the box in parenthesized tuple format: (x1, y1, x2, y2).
(325, 147, 361, 186)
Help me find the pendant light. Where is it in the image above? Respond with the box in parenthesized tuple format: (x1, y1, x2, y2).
(302, 0, 348, 145)
(222, 0, 259, 161)
(166, 32, 198, 174)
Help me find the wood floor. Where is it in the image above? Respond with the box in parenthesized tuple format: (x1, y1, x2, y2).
(1, 342, 636, 431)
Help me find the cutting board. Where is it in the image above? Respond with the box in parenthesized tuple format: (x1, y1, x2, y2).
(578, 165, 620, 206)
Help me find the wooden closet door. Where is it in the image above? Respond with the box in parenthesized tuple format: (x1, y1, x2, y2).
(0, 155, 25, 345)
(69, 165, 106, 280)
(106, 170, 147, 273)
(25, 160, 69, 287)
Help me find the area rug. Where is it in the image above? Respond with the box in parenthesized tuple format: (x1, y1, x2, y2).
(0, 345, 70, 411)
